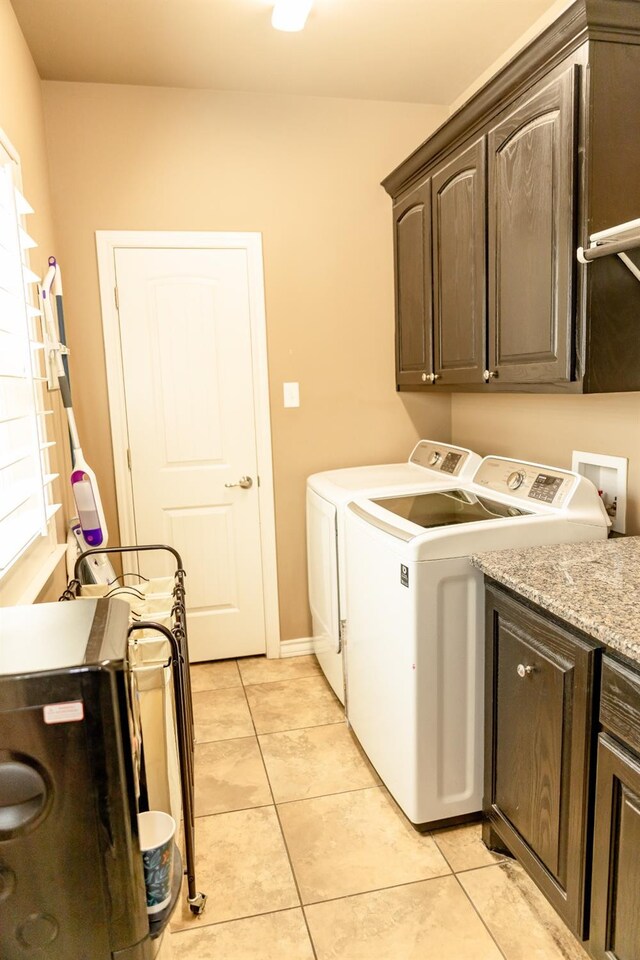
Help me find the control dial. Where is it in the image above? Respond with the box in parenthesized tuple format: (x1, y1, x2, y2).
(429, 452, 442, 467)
(507, 471, 526, 491)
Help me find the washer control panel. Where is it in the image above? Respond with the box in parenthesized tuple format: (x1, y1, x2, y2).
(410, 442, 468, 476)
(528, 473, 566, 503)
(473, 458, 575, 507)
(440, 452, 463, 474)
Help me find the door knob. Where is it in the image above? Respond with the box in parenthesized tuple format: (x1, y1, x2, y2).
(225, 476, 253, 489)
(483, 369, 498, 382)
(517, 664, 534, 678)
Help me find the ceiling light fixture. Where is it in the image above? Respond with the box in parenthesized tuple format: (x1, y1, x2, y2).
(271, 0, 313, 32)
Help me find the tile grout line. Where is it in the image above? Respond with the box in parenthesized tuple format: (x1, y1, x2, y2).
(258, 719, 353, 738)
(194, 717, 345, 746)
(430, 837, 509, 960)
(191, 673, 322, 694)
(274, 782, 384, 807)
(194, 731, 260, 745)
(438, 864, 509, 960)
(241, 674, 322, 688)
(253, 719, 345, 736)
(452, 872, 509, 960)
(451, 858, 508, 876)
(237, 661, 320, 960)
(194, 801, 274, 821)
(192, 780, 391, 822)
(300, 870, 454, 908)
(172, 904, 321, 938)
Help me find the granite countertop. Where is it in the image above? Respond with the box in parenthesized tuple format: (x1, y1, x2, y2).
(471, 537, 640, 666)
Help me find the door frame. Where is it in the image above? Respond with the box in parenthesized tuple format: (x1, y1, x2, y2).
(95, 230, 281, 658)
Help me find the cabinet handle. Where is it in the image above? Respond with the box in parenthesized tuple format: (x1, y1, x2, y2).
(483, 369, 498, 382)
(430, 373, 441, 383)
(422, 373, 428, 382)
(517, 663, 534, 678)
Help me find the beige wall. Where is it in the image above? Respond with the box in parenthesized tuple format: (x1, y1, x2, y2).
(448, 0, 572, 114)
(452, 393, 640, 534)
(0, 0, 70, 604)
(0, 0, 54, 253)
(40, 82, 450, 640)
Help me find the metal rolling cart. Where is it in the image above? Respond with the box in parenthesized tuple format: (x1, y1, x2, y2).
(60, 543, 206, 918)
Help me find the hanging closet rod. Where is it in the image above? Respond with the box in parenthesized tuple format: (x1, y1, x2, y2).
(578, 233, 640, 262)
(577, 217, 640, 282)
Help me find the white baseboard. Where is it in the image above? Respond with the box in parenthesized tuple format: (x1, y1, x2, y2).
(279, 637, 315, 658)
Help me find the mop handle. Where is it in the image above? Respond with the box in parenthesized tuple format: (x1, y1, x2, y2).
(50, 257, 70, 382)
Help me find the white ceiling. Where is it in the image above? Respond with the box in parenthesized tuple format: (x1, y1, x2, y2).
(12, 0, 560, 105)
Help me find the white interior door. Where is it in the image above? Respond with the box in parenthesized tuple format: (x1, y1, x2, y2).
(114, 246, 267, 661)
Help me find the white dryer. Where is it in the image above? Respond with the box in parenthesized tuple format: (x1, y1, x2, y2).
(344, 456, 610, 827)
(306, 441, 481, 703)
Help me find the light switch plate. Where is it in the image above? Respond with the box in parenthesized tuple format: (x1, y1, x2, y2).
(283, 382, 300, 408)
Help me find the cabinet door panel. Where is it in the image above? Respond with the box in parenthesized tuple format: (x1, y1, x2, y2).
(590, 734, 640, 960)
(495, 624, 569, 880)
(488, 66, 578, 383)
(393, 179, 432, 385)
(432, 138, 486, 384)
(484, 586, 596, 936)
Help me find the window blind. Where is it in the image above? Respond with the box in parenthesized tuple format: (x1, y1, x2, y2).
(0, 140, 59, 575)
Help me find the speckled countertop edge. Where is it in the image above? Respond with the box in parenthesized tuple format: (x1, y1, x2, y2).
(471, 537, 640, 666)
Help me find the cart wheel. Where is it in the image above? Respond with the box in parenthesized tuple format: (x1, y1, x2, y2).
(188, 892, 207, 915)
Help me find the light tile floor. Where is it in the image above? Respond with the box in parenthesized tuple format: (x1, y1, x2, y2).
(171, 655, 589, 960)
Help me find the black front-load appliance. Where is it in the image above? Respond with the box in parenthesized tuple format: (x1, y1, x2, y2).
(0, 598, 154, 959)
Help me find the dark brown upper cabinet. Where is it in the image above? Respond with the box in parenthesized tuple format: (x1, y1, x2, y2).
(393, 177, 433, 386)
(383, 0, 640, 394)
(487, 67, 577, 385)
(432, 137, 486, 385)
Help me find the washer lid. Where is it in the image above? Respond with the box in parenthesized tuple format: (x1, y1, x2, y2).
(366, 490, 531, 539)
(307, 442, 482, 502)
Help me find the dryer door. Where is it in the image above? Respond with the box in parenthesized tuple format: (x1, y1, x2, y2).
(306, 487, 344, 703)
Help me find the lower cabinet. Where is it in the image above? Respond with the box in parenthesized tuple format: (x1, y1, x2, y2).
(483, 584, 598, 937)
(484, 584, 640, 957)
(589, 661, 640, 960)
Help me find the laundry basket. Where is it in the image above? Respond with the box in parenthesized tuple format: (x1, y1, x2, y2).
(60, 543, 206, 917)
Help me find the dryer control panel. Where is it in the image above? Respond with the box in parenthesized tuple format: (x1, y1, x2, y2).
(472, 458, 576, 508)
(410, 442, 474, 477)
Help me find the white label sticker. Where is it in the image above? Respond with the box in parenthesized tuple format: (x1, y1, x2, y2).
(43, 701, 85, 724)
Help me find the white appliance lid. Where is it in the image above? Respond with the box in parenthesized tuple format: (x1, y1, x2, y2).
(307, 441, 481, 500)
(370, 490, 531, 531)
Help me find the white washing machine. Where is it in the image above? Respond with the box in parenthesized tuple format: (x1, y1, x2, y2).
(306, 441, 482, 703)
(344, 456, 610, 827)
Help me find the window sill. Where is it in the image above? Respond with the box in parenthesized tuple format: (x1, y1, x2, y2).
(0, 542, 67, 607)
